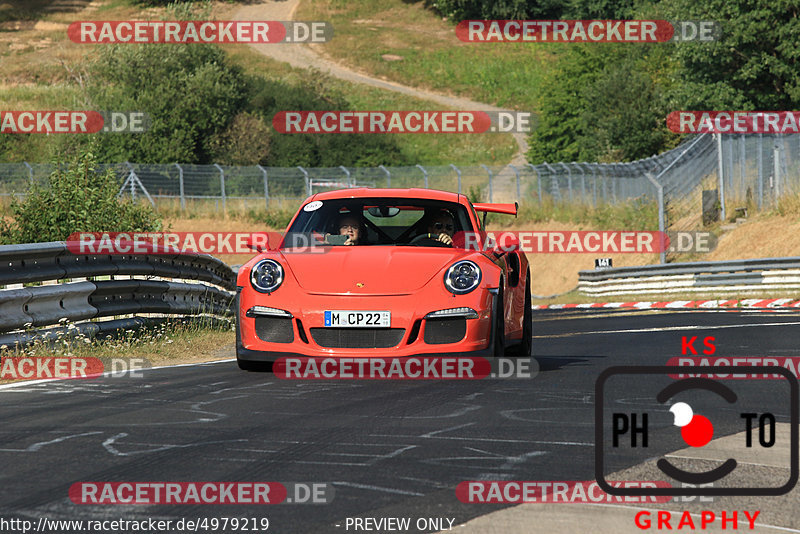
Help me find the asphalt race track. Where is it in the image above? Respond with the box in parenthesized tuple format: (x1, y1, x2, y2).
(2, 309, 799, 533)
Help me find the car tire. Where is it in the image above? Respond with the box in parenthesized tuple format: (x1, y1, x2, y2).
(508, 273, 532, 357)
(491, 288, 505, 358)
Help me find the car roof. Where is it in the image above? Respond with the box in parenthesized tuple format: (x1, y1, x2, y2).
(309, 188, 464, 204)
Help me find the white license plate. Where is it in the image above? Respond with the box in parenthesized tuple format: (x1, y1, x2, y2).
(324, 310, 390, 327)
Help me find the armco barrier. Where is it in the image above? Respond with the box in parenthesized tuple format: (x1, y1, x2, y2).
(579, 257, 800, 297)
(0, 242, 236, 348)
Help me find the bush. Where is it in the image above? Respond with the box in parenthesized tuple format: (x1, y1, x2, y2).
(207, 112, 271, 165)
(244, 208, 294, 230)
(0, 152, 162, 244)
(248, 72, 408, 167)
(425, 0, 642, 21)
(86, 43, 248, 164)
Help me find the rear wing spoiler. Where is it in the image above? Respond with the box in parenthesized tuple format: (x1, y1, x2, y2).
(472, 202, 518, 217)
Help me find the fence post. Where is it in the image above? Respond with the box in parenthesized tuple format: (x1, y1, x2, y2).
(379, 165, 391, 187)
(574, 163, 586, 203)
(449, 164, 461, 194)
(726, 135, 734, 200)
(773, 139, 781, 203)
(416, 164, 428, 189)
(738, 134, 746, 197)
(125, 161, 136, 202)
(757, 133, 763, 210)
(298, 166, 310, 197)
(23, 162, 33, 185)
(214, 163, 226, 213)
(716, 133, 726, 220)
(480, 164, 493, 202)
(339, 165, 352, 187)
(175, 163, 185, 212)
(645, 172, 666, 264)
(543, 162, 560, 202)
(528, 164, 542, 205)
(257, 165, 269, 210)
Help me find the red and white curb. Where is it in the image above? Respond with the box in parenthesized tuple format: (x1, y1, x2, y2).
(532, 298, 800, 310)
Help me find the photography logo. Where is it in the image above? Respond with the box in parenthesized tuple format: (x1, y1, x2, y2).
(595, 366, 798, 496)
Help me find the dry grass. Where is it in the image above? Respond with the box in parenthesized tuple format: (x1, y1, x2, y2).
(163, 215, 268, 266)
(0, 319, 235, 384)
(531, 212, 800, 304)
(704, 214, 800, 261)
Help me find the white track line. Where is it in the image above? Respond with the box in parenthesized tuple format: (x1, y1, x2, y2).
(534, 320, 800, 338)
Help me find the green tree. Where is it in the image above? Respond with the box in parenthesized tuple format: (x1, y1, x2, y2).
(579, 45, 681, 161)
(662, 0, 800, 109)
(527, 42, 680, 164)
(526, 44, 608, 164)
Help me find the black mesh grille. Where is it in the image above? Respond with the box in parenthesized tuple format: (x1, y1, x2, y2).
(310, 328, 405, 348)
(255, 317, 294, 343)
(424, 318, 466, 344)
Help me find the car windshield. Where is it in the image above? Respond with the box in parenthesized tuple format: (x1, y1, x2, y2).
(281, 197, 473, 249)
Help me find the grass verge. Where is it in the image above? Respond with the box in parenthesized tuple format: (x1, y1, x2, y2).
(297, 0, 551, 112)
(0, 318, 235, 384)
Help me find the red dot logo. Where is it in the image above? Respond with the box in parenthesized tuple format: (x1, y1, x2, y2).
(670, 402, 714, 447)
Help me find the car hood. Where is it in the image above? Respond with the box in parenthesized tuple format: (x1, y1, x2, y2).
(280, 246, 469, 295)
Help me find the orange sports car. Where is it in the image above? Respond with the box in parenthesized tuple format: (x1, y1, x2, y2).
(235, 188, 531, 370)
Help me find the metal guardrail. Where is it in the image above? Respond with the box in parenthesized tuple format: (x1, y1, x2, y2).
(0, 242, 236, 348)
(578, 257, 800, 297)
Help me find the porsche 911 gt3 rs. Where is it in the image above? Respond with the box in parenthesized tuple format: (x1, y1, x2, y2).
(235, 188, 531, 371)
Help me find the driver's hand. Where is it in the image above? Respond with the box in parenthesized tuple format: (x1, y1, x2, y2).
(344, 236, 355, 246)
(436, 233, 453, 246)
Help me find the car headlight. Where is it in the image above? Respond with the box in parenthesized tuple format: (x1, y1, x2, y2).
(250, 259, 284, 293)
(444, 260, 481, 295)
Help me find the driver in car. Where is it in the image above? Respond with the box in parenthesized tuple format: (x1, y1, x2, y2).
(425, 210, 455, 246)
(327, 213, 366, 245)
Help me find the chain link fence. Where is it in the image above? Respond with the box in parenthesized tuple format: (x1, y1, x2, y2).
(2, 133, 799, 252)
